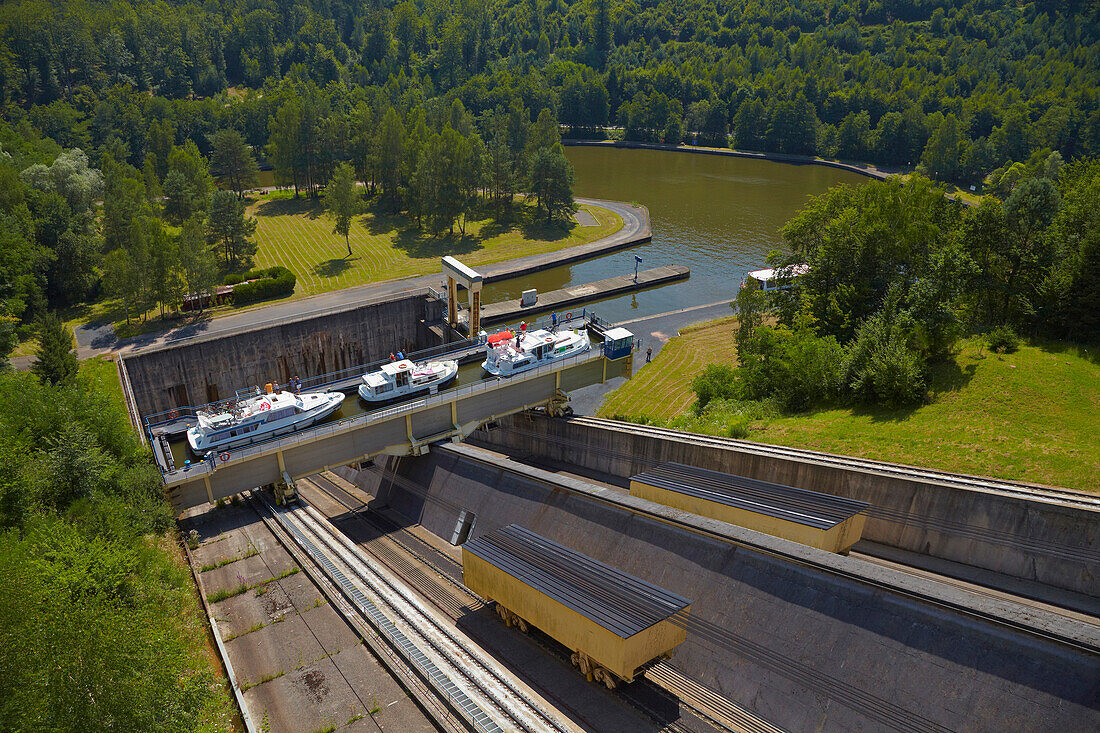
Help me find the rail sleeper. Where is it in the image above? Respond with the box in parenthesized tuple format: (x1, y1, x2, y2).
(462, 524, 690, 687)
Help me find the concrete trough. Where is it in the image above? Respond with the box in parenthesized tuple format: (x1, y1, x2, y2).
(462, 524, 690, 684)
(630, 462, 870, 554)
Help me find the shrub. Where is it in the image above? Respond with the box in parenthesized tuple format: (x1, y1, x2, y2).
(985, 324, 1020, 353)
(223, 273, 244, 286)
(691, 364, 741, 411)
(844, 310, 927, 408)
(230, 266, 296, 304)
(737, 325, 844, 411)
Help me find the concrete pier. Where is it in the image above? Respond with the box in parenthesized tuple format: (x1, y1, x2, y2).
(333, 445, 1100, 733)
(477, 265, 690, 326)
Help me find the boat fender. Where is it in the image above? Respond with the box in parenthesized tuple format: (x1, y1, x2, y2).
(169, 410, 178, 419)
(219, 452, 230, 462)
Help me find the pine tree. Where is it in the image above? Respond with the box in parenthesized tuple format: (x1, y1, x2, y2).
(31, 313, 78, 386)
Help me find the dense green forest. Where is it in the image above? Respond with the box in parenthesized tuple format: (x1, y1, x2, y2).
(1, 0, 1097, 342)
(0, 353, 236, 730)
(0, 0, 1096, 178)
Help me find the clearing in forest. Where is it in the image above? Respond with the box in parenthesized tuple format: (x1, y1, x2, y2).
(599, 317, 1100, 492)
(250, 192, 622, 297)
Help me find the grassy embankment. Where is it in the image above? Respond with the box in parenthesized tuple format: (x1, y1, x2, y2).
(249, 191, 622, 298)
(598, 317, 1100, 491)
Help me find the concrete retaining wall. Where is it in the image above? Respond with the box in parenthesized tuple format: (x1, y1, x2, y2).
(473, 414, 1099, 599)
(340, 447, 1099, 732)
(124, 294, 443, 416)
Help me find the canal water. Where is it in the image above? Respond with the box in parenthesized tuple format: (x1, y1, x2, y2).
(168, 359, 495, 466)
(481, 147, 869, 322)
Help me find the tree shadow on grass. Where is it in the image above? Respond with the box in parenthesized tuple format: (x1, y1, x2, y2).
(313, 257, 357, 278)
(838, 357, 978, 424)
(1034, 338, 1099, 366)
(391, 228, 485, 258)
(361, 203, 404, 236)
(254, 196, 325, 220)
(519, 219, 575, 242)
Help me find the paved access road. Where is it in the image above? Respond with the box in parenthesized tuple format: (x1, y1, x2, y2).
(67, 197, 648, 359)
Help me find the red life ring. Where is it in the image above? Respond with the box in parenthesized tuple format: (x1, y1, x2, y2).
(168, 410, 178, 419)
(219, 452, 230, 462)
(565, 311, 573, 320)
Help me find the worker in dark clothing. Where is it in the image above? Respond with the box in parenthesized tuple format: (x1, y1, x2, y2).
(646, 347, 652, 363)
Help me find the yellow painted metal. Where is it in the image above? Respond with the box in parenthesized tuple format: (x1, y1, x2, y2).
(203, 475, 214, 504)
(462, 550, 687, 682)
(629, 480, 868, 554)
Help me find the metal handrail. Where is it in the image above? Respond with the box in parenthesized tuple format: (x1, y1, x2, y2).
(137, 286, 443, 351)
(144, 310, 599, 430)
(162, 345, 606, 479)
(143, 337, 481, 429)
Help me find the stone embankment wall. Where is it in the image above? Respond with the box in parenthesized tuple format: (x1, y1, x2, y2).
(473, 414, 1098, 599)
(333, 447, 1098, 733)
(124, 293, 443, 416)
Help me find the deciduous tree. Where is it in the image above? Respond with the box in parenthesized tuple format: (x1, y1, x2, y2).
(324, 162, 361, 256)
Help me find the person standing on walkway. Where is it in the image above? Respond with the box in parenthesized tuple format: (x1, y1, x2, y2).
(646, 347, 652, 363)
(551, 312, 558, 330)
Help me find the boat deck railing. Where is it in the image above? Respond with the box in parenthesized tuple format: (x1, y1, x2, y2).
(159, 344, 614, 481)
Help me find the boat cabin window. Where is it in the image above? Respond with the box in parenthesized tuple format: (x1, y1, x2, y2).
(395, 371, 409, 388)
(376, 383, 393, 394)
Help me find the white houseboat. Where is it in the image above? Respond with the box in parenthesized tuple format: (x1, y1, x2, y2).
(358, 358, 460, 403)
(744, 263, 810, 292)
(482, 327, 591, 377)
(187, 388, 345, 454)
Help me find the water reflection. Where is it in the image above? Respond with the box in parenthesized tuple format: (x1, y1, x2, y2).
(481, 147, 868, 322)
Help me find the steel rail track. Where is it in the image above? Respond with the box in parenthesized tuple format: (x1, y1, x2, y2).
(496, 424, 1100, 565)
(307, 471, 784, 733)
(568, 417, 1100, 509)
(261, 493, 573, 733)
(440, 442, 1100, 656)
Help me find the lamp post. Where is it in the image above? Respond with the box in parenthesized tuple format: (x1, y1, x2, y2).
(633, 255, 641, 283)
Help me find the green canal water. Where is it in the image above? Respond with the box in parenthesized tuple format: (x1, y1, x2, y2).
(481, 147, 869, 322)
(168, 359, 492, 466)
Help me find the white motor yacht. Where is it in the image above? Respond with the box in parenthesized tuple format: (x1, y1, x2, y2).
(187, 388, 345, 454)
(482, 327, 591, 377)
(358, 358, 460, 403)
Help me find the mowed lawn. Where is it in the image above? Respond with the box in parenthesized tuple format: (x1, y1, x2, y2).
(600, 316, 740, 420)
(599, 318, 1100, 491)
(250, 193, 623, 297)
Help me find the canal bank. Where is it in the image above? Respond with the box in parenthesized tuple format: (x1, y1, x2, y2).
(79, 197, 650, 358)
(564, 139, 899, 181)
(483, 146, 869, 325)
(477, 264, 689, 326)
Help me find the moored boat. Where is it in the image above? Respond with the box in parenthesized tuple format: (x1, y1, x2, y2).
(482, 327, 591, 377)
(358, 358, 459, 403)
(187, 388, 345, 454)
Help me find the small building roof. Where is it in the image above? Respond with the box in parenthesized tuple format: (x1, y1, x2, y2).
(603, 327, 634, 341)
(463, 524, 690, 638)
(631, 462, 870, 530)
